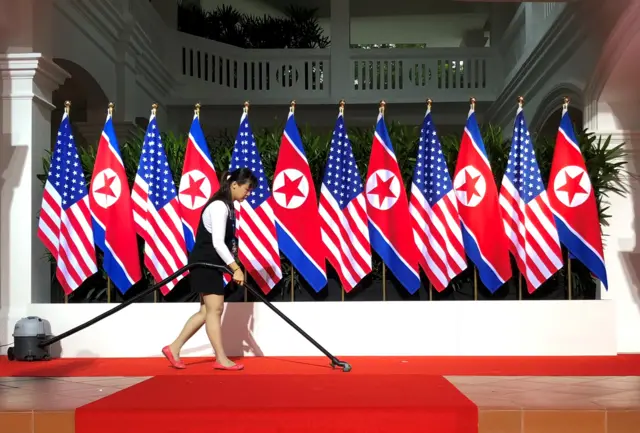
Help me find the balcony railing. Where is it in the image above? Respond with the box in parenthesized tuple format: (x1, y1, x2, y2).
(166, 31, 502, 105)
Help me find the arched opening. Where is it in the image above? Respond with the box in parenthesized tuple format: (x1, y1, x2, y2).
(531, 84, 584, 137)
(537, 106, 584, 139)
(51, 58, 110, 148)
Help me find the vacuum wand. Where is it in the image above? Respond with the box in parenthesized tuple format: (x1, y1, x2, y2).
(38, 262, 352, 372)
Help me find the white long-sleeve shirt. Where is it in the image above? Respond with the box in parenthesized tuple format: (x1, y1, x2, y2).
(201, 200, 235, 265)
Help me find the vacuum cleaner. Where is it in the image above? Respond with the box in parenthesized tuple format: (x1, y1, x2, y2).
(7, 316, 53, 361)
(18, 262, 352, 372)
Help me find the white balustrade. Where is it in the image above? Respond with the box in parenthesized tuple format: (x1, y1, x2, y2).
(168, 32, 501, 105)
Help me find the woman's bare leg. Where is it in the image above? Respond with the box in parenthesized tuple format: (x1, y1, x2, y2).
(202, 293, 235, 367)
(167, 303, 206, 362)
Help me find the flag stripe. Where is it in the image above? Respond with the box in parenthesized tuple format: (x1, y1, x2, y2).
(410, 111, 467, 292)
(319, 112, 372, 292)
(499, 106, 562, 292)
(229, 111, 282, 293)
(37, 112, 97, 294)
(131, 113, 188, 295)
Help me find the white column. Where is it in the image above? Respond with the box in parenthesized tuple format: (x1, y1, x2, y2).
(114, 8, 139, 123)
(329, 0, 351, 101)
(0, 0, 70, 351)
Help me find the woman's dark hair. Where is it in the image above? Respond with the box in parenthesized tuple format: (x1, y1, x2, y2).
(209, 167, 258, 204)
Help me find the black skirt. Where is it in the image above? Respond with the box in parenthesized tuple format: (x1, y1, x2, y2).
(189, 267, 226, 296)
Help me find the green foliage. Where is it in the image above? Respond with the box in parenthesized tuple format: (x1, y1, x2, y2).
(177, 2, 330, 49)
(38, 118, 631, 300)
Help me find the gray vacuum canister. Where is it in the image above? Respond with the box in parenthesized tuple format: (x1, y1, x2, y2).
(8, 316, 53, 361)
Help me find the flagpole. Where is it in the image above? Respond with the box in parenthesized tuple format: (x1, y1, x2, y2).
(240, 101, 248, 303)
(339, 99, 347, 302)
(473, 266, 478, 300)
(63, 100, 73, 304)
(152, 103, 159, 304)
(426, 98, 433, 302)
(469, 97, 479, 301)
(244, 270, 248, 302)
(288, 100, 296, 303)
(561, 96, 573, 301)
(378, 100, 388, 302)
(517, 96, 524, 302)
(382, 264, 386, 301)
(290, 270, 295, 302)
(567, 256, 572, 300)
(104, 102, 118, 304)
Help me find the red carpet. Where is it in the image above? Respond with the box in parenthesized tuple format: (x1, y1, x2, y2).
(75, 374, 477, 433)
(2, 355, 640, 377)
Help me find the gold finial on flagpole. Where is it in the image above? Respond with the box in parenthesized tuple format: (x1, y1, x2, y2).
(64, 101, 71, 115)
(426, 98, 433, 111)
(243, 101, 250, 114)
(563, 96, 570, 110)
(379, 100, 386, 115)
(194, 103, 201, 117)
(339, 99, 345, 115)
(517, 96, 524, 108)
(108, 102, 114, 117)
(151, 103, 158, 117)
(290, 100, 296, 114)
(470, 97, 476, 111)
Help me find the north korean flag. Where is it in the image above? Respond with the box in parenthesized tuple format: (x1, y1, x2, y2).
(269, 106, 327, 292)
(89, 111, 142, 294)
(178, 111, 219, 252)
(365, 107, 421, 293)
(453, 104, 512, 292)
(547, 107, 608, 289)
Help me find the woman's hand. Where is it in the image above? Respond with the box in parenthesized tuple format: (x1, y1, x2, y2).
(233, 268, 245, 285)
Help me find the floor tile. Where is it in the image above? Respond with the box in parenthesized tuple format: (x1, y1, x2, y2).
(478, 410, 522, 433)
(33, 411, 74, 433)
(522, 410, 605, 433)
(607, 410, 640, 433)
(0, 412, 32, 433)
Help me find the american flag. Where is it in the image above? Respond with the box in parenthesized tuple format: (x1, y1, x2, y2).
(319, 110, 372, 291)
(229, 110, 282, 293)
(37, 111, 97, 294)
(131, 110, 188, 295)
(409, 110, 466, 292)
(499, 105, 563, 292)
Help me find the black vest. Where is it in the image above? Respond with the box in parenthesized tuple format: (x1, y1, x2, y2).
(189, 199, 237, 266)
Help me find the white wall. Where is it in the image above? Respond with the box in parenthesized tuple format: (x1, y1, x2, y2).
(319, 14, 488, 47)
(24, 301, 616, 358)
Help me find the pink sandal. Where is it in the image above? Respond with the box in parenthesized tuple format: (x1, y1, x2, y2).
(213, 361, 244, 371)
(162, 346, 186, 369)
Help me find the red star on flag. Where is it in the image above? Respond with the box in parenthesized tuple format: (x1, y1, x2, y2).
(275, 173, 305, 206)
(368, 174, 396, 205)
(557, 171, 588, 205)
(95, 174, 117, 197)
(457, 171, 481, 203)
(181, 174, 207, 207)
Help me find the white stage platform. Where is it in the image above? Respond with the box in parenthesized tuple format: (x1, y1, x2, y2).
(3, 300, 617, 358)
